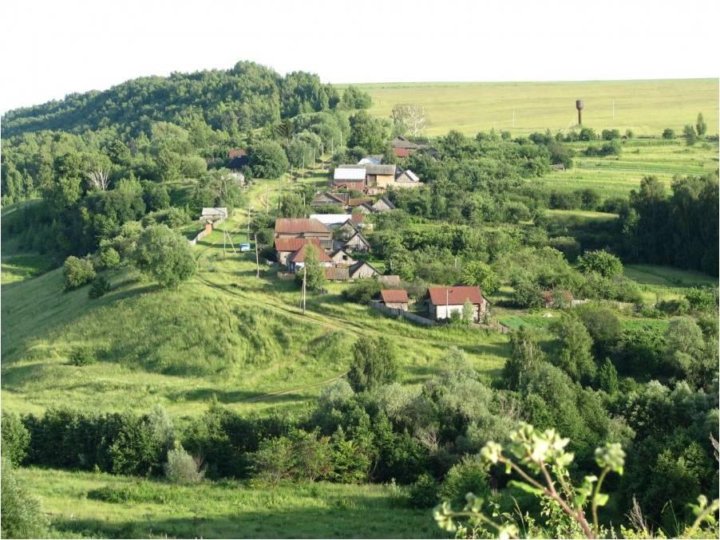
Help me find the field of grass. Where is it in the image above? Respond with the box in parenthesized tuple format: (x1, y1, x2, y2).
(358, 79, 719, 137)
(539, 138, 719, 197)
(1, 176, 509, 416)
(624, 263, 718, 304)
(16, 467, 435, 539)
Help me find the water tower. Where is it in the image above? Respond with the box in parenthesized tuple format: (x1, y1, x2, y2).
(576, 99, 584, 126)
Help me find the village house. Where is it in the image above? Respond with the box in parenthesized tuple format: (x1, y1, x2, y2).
(288, 243, 333, 273)
(227, 148, 250, 170)
(380, 289, 409, 311)
(311, 191, 347, 207)
(330, 248, 356, 267)
(332, 166, 367, 190)
(341, 231, 371, 253)
(365, 164, 397, 191)
(274, 238, 321, 266)
(274, 218, 333, 250)
(349, 261, 380, 279)
(324, 266, 350, 281)
(393, 168, 423, 188)
(427, 285, 488, 323)
(371, 196, 395, 213)
(391, 136, 422, 158)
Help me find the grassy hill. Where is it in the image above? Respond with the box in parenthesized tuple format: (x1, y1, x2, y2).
(357, 79, 719, 137)
(0, 177, 508, 416)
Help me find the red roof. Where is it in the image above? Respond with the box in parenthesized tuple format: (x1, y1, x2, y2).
(275, 218, 330, 235)
(274, 238, 321, 252)
(289, 243, 332, 264)
(428, 286, 483, 306)
(393, 147, 411, 158)
(351, 213, 365, 224)
(381, 289, 409, 304)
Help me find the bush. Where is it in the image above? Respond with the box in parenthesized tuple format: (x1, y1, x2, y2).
(1, 458, 48, 539)
(656, 297, 690, 316)
(132, 225, 196, 288)
(683, 125, 697, 145)
(89, 275, 111, 299)
(70, 348, 95, 366)
(662, 128, 675, 140)
(577, 249, 623, 278)
(97, 245, 121, 269)
(601, 129, 621, 140)
(347, 336, 398, 392)
(341, 279, 382, 304)
(1, 412, 30, 466)
(409, 473, 440, 508)
(439, 456, 491, 508)
(249, 141, 289, 179)
(579, 127, 597, 141)
(63, 256, 96, 290)
(164, 442, 204, 484)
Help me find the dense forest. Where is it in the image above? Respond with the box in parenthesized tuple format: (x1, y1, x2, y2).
(1, 61, 719, 539)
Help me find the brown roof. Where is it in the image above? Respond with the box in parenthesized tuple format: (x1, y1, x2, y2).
(428, 286, 484, 306)
(393, 147, 412, 158)
(325, 267, 350, 280)
(351, 213, 365, 224)
(381, 289, 409, 303)
(227, 148, 247, 158)
(289, 243, 332, 264)
(275, 218, 330, 235)
(275, 238, 321, 252)
(348, 197, 373, 207)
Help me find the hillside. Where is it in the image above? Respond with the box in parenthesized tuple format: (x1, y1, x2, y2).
(1, 61, 346, 137)
(357, 79, 719, 136)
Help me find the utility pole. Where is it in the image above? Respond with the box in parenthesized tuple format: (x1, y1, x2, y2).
(302, 265, 307, 314)
(254, 234, 260, 278)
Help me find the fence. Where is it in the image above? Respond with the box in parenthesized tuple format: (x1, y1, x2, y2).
(370, 302, 436, 326)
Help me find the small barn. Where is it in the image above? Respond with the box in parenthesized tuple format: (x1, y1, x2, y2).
(371, 197, 395, 213)
(380, 289, 409, 311)
(330, 249, 356, 267)
(343, 232, 371, 253)
(325, 267, 350, 281)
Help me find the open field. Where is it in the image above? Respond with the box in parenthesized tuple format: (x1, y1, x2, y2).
(624, 263, 718, 304)
(16, 467, 435, 539)
(357, 79, 719, 137)
(539, 138, 718, 197)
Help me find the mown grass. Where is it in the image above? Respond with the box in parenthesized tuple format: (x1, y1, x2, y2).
(16, 467, 437, 539)
(358, 79, 718, 137)
(624, 264, 718, 304)
(1, 252, 56, 284)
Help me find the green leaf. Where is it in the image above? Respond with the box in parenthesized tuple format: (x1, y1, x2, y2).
(594, 493, 609, 507)
(509, 480, 544, 497)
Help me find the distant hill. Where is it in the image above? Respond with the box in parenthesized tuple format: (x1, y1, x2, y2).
(1, 61, 344, 137)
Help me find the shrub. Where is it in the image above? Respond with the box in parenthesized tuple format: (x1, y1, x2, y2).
(685, 288, 718, 312)
(601, 129, 621, 140)
(1, 412, 30, 466)
(409, 473, 440, 508)
(662, 128, 675, 139)
(249, 141, 289, 179)
(439, 456, 491, 508)
(97, 245, 121, 269)
(683, 125, 697, 145)
(577, 250, 623, 278)
(89, 275, 111, 299)
(164, 442, 204, 484)
(63, 256, 96, 290)
(341, 279, 382, 304)
(656, 297, 690, 316)
(347, 336, 398, 392)
(0, 458, 48, 539)
(579, 127, 597, 141)
(70, 348, 95, 366)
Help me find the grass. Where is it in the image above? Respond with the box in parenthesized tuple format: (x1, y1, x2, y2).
(538, 138, 718, 197)
(624, 263, 718, 304)
(1, 252, 56, 284)
(1, 177, 509, 416)
(16, 467, 437, 539)
(358, 79, 719, 137)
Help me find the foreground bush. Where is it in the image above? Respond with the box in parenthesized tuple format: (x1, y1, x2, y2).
(1, 458, 48, 538)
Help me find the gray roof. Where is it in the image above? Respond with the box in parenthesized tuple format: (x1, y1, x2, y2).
(365, 164, 396, 175)
(333, 166, 366, 181)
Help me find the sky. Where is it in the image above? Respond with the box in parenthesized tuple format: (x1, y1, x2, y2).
(1, 0, 719, 113)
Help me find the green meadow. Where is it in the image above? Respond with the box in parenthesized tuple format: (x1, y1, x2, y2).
(358, 79, 719, 137)
(16, 467, 435, 539)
